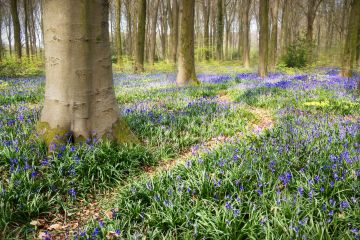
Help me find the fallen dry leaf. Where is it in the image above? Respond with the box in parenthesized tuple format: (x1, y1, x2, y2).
(48, 223, 63, 230)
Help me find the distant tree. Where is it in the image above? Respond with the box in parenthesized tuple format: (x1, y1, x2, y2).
(269, 0, 279, 71)
(340, 0, 360, 79)
(168, 0, 179, 63)
(243, 0, 251, 68)
(202, 0, 211, 61)
(216, 0, 223, 60)
(306, 0, 323, 44)
(10, 0, 21, 58)
(115, 0, 122, 65)
(258, 0, 269, 77)
(23, 0, 30, 58)
(149, 0, 160, 65)
(134, 0, 146, 72)
(176, 0, 199, 86)
(0, 4, 3, 61)
(38, 0, 137, 145)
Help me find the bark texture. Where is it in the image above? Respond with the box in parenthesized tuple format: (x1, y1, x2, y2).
(340, 0, 360, 79)
(259, 0, 269, 77)
(134, 0, 146, 72)
(176, 0, 199, 86)
(243, 0, 251, 68)
(115, 0, 122, 65)
(169, 0, 179, 63)
(149, 0, 160, 65)
(39, 0, 137, 145)
(10, 0, 22, 58)
(216, 0, 224, 60)
(269, 0, 279, 71)
(24, 0, 30, 58)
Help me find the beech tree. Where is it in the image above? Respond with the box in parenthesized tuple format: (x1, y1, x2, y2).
(134, 0, 146, 72)
(38, 0, 137, 145)
(269, 0, 279, 71)
(115, 0, 122, 65)
(216, 0, 223, 60)
(340, 0, 360, 80)
(243, 0, 251, 68)
(176, 0, 199, 86)
(10, 0, 21, 58)
(258, 0, 269, 77)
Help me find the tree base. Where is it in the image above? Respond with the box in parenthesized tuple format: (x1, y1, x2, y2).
(35, 118, 139, 148)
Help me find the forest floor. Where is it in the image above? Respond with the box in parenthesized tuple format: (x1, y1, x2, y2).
(0, 65, 359, 239)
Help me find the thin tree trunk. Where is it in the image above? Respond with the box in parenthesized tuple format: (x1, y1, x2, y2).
(243, 0, 251, 68)
(10, 0, 22, 59)
(258, 0, 269, 77)
(0, 7, 2, 61)
(115, 0, 122, 65)
(280, 0, 289, 56)
(169, 0, 179, 63)
(340, 0, 360, 79)
(24, 0, 30, 58)
(134, 0, 146, 72)
(269, 0, 279, 71)
(176, 0, 199, 86)
(216, 0, 223, 60)
(149, 0, 160, 65)
(39, 0, 137, 144)
(202, 0, 211, 61)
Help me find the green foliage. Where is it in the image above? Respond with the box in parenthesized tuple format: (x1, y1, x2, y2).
(0, 56, 44, 77)
(281, 38, 313, 68)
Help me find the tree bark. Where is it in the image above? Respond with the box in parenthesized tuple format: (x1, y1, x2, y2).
(0, 6, 3, 61)
(243, 0, 251, 68)
(23, 0, 30, 58)
(38, 0, 137, 145)
(149, 0, 160, 65)
(134, 0, 146, 72)
(216, 0, 224, 60)
(115, 0, 122, 65)
(280, 0, 290, 57)
(168, 0, 179, 63)
(202, 0, 211, 61)
(10, 0, 22, 59)
(176, 0, 199, 86)
(258, 0, 269, 77)
(269, 0, 279, 71)
(306, 0, 323, 44)
(340, 0, 360, 79)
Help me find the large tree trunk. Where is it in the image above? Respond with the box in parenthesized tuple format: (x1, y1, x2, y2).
(269, 0, 279, 71)
(24, 0, 30, 58)
(306, 0, 322, 45)
(258, 0, 269, 77)
(10, 0, 22, 59)
(340, 0, 360, 79)
(38, 0, 137, 145)
(216, 0, 223, 60)
(115, 0, 122, 65)
(134, 0, 146, 72)
(149, 0, 160, 65)
(176, 0, 199, 86)
(242, 0, 251, 68)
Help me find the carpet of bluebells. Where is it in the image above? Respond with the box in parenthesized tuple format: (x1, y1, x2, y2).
(0, 67, 359, 239)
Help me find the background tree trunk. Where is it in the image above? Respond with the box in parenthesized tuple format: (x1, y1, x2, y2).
(149, 0, 160, 65)
(243, 0, 251, 68)
(176, 0, 199, 86)
(39, 0, 137, 144)
(0, 6, 3, 61)
(23, 0, 30, 58)
(216, 0, 223, 60)
(169, 0, 179, 63)
(10, 0, 22, 59)
(268, 0, 279, 71)
(280, 0, 289, 57)
(134, 0, 146, 72)
(258, 0, 269, 77)
(115, 0, 122, 65)
(202, 0, 211, 61)
(340, 0, 360, 78)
